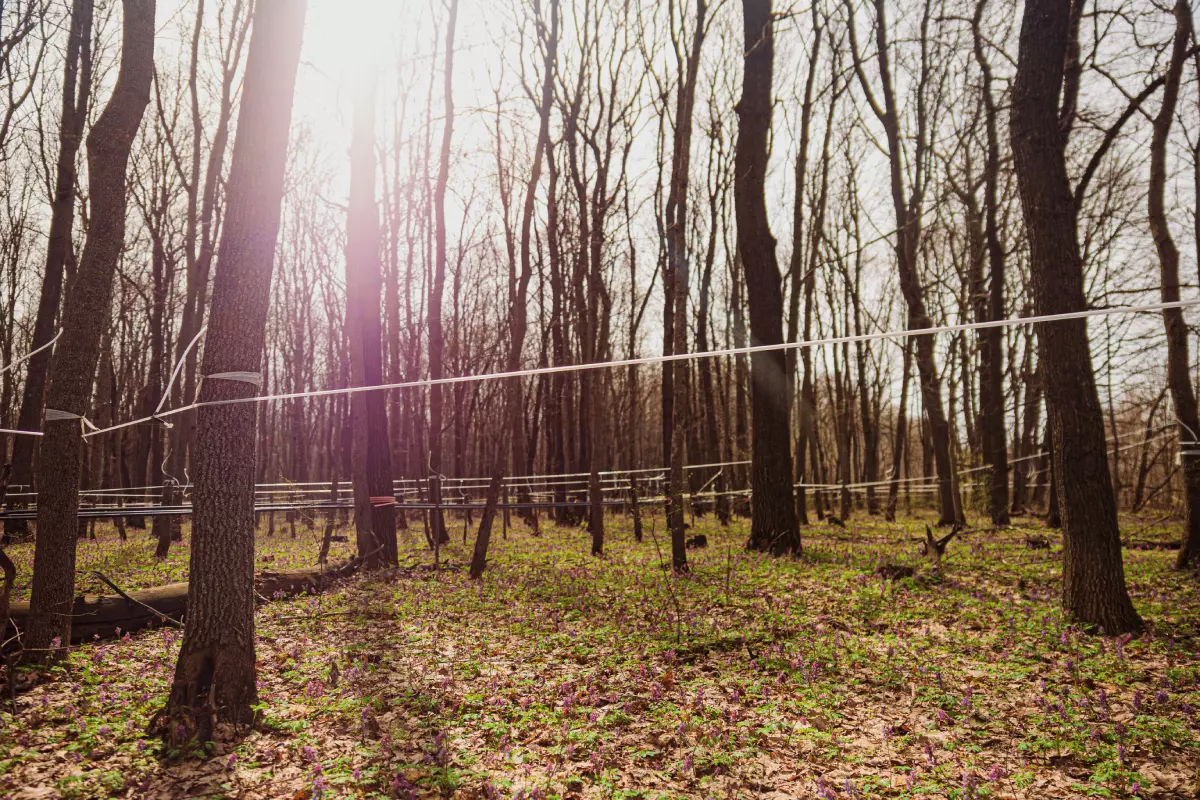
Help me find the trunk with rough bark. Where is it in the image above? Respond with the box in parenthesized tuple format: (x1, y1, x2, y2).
(160, 0, 306, 741)
(736, 0, 800, 555)
(26, 0, 152, 657)
(1009, 0, 1140, 633)
(1146, 0, 1200, 568)
(5, 0, 94, 534)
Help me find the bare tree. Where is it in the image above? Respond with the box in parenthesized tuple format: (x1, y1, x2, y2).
(26, 0, 155, 656)
(347, 70, 398, 569)
(664, 0, 708, 571)
(428, 0, 460, 549)
(1009, 0, 1140, 634)
(160, 0, 307, 741)
(6, 0, 92, 533)
(737, 0, 800, 555)
(1147, 0, 1200, 568)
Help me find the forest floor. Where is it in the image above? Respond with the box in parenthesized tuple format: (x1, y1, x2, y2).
(0, 508, 1197, 799)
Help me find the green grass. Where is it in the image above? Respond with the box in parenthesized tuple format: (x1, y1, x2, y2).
(0, 509, 1197, 798)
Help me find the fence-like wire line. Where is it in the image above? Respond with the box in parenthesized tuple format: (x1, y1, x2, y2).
(0, 299, 1184, 441)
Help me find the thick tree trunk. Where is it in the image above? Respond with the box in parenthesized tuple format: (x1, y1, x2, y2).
(736, 0, 800, 555)
(346, 71, 398, 569)
(162, 0, 306, 741)
(25, 0, 153, 657)
(5, 0, 93, 534)
(1009, 0, 1140, 632)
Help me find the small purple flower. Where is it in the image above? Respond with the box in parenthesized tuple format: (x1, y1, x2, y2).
(1133, 691, 1143, 713)
(302, 745, 317, 762)
(226, 753, 237, 770)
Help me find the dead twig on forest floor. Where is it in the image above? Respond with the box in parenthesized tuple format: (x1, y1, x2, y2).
(93, 571, 183, 627)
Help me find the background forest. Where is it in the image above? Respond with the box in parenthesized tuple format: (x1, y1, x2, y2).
(1, 0, 1199, 797)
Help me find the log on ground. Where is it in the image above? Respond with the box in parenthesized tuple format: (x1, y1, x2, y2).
(5, 559, 361, 644)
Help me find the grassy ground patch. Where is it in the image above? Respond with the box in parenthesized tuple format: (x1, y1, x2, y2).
(1, 510, 1197, 798)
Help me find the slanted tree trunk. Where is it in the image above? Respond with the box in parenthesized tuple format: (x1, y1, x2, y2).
(346, 70, 398, 569)
(1146, 0, 1200, 569)
(1009, 0, 1140, 633)
(25, 0, 153, 657)
(161, 0, 306, 741)
(847, 0, 959, 525)
(5, 0, 94, 534)
(736, 0, 800, 555)
(508, 0, 557, 536)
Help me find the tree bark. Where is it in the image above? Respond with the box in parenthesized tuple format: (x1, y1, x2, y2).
(346, 70, 398, 570)
(971, 0, 1010, 525)
(428, 0, 459, 548)
(665, 0, 707, 572)
(847, 0, 959, 525)
(5, 0, 94, 533)
(162, 0, 306, 741)
(736, 0, 800, 555)
(1146, 0, 1200, 569)
(1009, 0, 1140, 633)
(26, 0, 153, 657)
(508, 0, 557, 536)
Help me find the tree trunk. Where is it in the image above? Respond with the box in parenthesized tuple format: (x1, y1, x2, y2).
(885, 342, 913, 521)
(162, 0, 306, 741)
(736, 0, 800, 555)
(508, 0, 557, 536)
(25, 0, 152, 657)
(5, 0, 94, 533)
(428, 0, 458, 548)
(971, 0, 1010, 525)
(1009, 0, 1140, 633)
(665, 0, 708, 572)
(346, 70, 398, 569)
(1146, 0, 1200, 568)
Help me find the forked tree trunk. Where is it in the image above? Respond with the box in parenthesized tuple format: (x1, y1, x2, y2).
(5, 0, 94, 535)
(25, 0, 154, 657)
(161, 0, 306, 742)
(736, 0, 800, 555)
(1009, 0, 1140, 633)
(1147, 0, 1200, 568)
(346, 71, 398, 569)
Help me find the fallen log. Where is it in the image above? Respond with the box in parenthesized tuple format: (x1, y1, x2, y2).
(5, 559, 362, 645)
